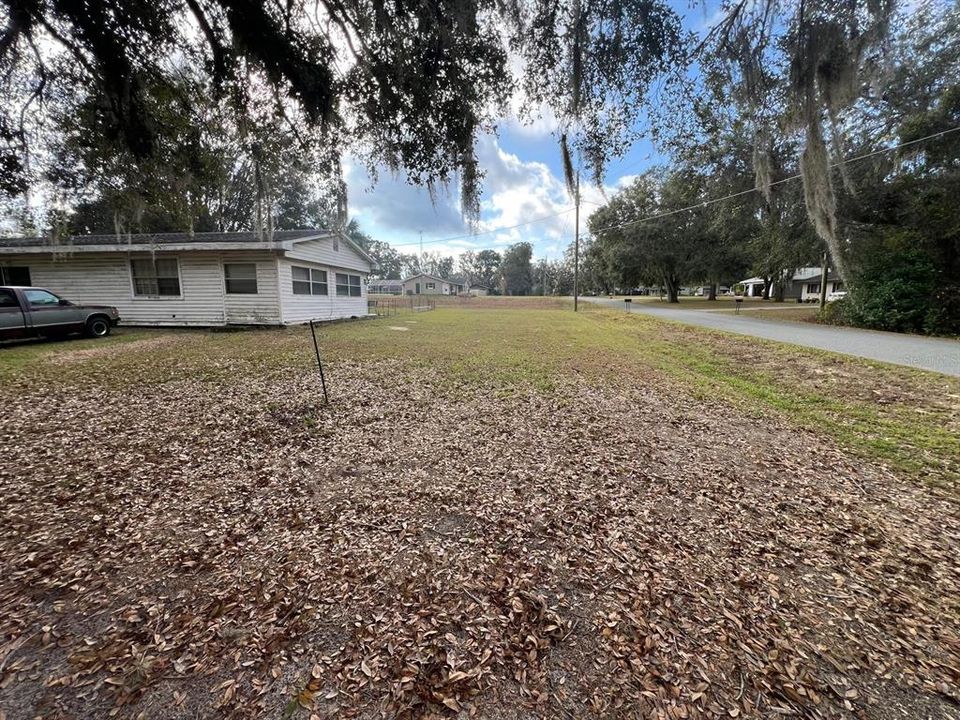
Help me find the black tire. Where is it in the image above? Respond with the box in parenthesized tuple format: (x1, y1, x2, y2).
(85, 316, 111, 338)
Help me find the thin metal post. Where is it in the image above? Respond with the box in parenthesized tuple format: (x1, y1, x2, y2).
(573, 171, 580, 313)
(309, 320, 329, 404)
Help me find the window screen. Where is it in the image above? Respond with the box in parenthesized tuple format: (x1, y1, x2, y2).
(336, 273, 362, 297)
(292, 266, 328, 295)
(0, 266, 30, 285)
(131, 258, 180, 296)
(224, 263, 258, 294)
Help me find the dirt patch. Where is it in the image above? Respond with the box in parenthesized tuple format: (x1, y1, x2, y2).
(1, 323, 958, 719)
(46, 333, 205, 366)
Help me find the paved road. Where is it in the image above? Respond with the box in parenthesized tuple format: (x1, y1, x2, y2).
(583, 298, 960, 377)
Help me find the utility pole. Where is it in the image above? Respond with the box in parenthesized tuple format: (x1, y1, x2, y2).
(573, 171, 580, 312)
(819, 250, 829, 307)
(419, 230, 424, 273)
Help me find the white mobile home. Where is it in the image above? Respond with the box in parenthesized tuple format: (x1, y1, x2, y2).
(401, 273, 464, 295)
(0, 230, 375, 326)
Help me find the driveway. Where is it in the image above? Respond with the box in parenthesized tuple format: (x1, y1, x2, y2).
(584, 297, 960, 376)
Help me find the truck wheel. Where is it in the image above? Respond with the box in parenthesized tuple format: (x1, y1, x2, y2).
(85, 316, 111, 338)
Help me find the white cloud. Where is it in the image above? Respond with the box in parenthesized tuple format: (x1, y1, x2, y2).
(345, 135, 632, 260)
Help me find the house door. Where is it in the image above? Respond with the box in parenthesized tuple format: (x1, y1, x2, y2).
(415, 282, 421, 294)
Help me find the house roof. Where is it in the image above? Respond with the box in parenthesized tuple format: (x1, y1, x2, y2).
(800, 272, 840, 284)
(402, 273, 460, 284)
(0, 229, 322, 248)
(0, 229, 378, 268)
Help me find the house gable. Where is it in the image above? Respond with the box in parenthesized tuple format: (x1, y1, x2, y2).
(284, 236, 372, 274)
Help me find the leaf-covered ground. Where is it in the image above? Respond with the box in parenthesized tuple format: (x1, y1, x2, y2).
(1, 304, 958, 719)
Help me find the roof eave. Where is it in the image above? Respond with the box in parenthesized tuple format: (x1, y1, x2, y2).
(0, 242, 285, 254)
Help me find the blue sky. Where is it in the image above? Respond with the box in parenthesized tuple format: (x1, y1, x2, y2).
(346, 1, 721, 262)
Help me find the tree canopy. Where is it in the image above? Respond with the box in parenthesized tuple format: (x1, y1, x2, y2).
(0, 0, 683, 217)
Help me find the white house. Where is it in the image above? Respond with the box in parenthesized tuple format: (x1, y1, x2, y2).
(737, 267, 836, 300)
(0, 229, 375, 326)
(738, 277, 767, 297)
(798, 272, 844, 301)
(401, 273, 464, 295)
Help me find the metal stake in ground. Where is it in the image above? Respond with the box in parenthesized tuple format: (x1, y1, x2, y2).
(309, 320, 329, 404)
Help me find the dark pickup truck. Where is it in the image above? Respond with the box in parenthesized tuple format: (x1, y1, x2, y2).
(0, 286, 120, 341)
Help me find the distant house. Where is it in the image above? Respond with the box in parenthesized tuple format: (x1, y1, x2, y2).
(737, 277, 767, 297)
(798, 272, 844, 301)
(0, 229, 375, 326)
(697, 285, 730, 296)
(368, 279, 404, 295)
(468, 283, 490, 296)
(401, 273, 464, 295)
(738, 267, 831, 299)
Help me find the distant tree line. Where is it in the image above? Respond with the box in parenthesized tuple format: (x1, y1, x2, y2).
(367, 242, 548, 297)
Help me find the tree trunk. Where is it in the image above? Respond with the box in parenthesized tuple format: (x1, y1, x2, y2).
(774, 277, 785, 302)
(762, 278, 771, 300)
(708, 282, 717, 301)
(664, 275, 680, 303)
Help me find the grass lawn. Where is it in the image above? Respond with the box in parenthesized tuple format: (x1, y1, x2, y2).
(712, 305, 821, 322)
(1, 302, 958, 719)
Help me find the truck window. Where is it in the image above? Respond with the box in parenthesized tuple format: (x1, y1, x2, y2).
(24, 289, 61, 307)
(0, 289, 18, 307)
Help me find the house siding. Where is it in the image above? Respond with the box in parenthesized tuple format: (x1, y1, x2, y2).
(800, 280, 842, 301)
(221, 252, 282, 324)
(18, 251, 282, 326)
(284, 236, 370, 272)
(401, 275, 462, 295)
(277, 238, 370, 324)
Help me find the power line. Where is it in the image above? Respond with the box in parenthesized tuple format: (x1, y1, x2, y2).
(590, 124, 960, 236)
(382, 124, 959, 254)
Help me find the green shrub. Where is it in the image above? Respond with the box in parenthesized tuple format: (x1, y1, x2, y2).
(924, 284, 960, 336)
(846, 250, 936, 334)
(818, 296, 851, 325)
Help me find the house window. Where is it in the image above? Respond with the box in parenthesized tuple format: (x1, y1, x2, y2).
(224, 263, 258, 294)
(806, 283, 819, 294)
(131, 258, 180, 296)
(425, 282, 436, 290)
(0, 266, 30, 285)
(833, 281, 844, 291)
(336, 273, 362, 297)
(292, 266, 328, 295)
